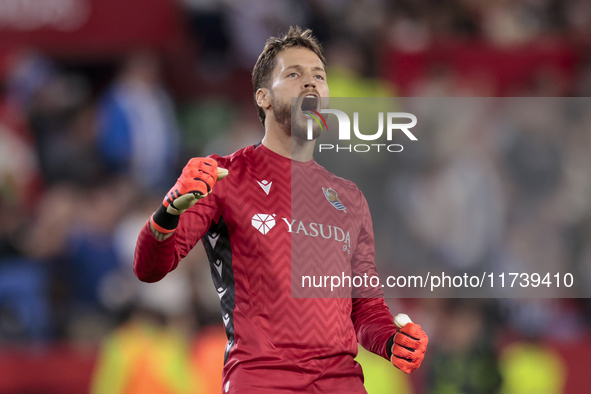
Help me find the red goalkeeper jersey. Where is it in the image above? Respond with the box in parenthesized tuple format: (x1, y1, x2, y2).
(134, 143, 398, 393)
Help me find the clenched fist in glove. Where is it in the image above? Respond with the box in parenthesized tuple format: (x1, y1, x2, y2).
(387, 318, 428, 374)
(150, 158, 228, 237)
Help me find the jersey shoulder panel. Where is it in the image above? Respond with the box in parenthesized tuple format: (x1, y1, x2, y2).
(207, 144, 256, 170)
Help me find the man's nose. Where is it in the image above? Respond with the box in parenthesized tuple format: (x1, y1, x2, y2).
(302, 75, 316, 89)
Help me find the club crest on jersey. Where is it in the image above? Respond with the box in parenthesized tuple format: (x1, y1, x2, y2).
(322, 187, 347, 213)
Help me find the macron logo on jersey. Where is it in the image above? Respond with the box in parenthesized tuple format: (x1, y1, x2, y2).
(251, 213, 276, 234)
(208, 233, 220, 249)
(257, 180, 272, 195)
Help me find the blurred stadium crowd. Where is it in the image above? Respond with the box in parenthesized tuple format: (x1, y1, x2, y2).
(1, 0, 591, 393)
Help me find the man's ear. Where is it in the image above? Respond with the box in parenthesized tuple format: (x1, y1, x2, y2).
(256, 88, 271, 110)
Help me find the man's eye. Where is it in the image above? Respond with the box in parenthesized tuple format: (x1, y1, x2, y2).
(315, 75, 325, 80)
(288, 73, 298, 77)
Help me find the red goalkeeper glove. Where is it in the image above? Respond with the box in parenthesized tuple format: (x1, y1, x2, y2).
(150, 158, 228, 234)
(387, 322, 428, 374)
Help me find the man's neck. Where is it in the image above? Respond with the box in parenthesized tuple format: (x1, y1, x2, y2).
(261, 123, 315, 162)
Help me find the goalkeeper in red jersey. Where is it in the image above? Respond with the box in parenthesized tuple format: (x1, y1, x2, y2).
(134, 26, 428, 393)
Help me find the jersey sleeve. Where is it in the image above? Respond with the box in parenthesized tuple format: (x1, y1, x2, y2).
(133, 157, 226, 283)
(350, 190, 398, 361)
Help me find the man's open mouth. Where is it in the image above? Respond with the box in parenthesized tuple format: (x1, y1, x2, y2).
(301, 95, 319, 114)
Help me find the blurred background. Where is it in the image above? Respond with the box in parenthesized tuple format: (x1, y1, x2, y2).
(0, 0, 590, 393)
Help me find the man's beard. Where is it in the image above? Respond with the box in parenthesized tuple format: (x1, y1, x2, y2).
(271, 93, 321, 141)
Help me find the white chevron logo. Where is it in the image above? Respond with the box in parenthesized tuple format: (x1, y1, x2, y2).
(217, 286, 227, 299)
(209, 233, 220, 249)
(257, 180, 272, 195)
(222, 313, 230, 326)
(214, 259, 222, 277)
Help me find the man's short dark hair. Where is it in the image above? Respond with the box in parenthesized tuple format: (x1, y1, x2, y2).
(252, 26, 326, 127)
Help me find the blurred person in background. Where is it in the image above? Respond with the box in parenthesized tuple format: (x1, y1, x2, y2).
(223, 0, 308, 68)
(90, 266, 201, 394)
(0, 53, 49, 342)
(0, 89, 41, 259)
(180, 0, 232, 78)
(20, 179, 136, 341)
(497, 298, 568, 394)
(426, 300, 502, 394)
(325, 39, 396, 98)
(5, 50, 95, 186)
(201, 100, 264, 157)
(37, 101, 104, 187)
(355, 344, 415, 394)
(0, 121, 48, 341)
(388, 99, 505, 273)
(97, 50, 180, 193)
(1, 49, 120, 342)
(499, 340, 566, 394)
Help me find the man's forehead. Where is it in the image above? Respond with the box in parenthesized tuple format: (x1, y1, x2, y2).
(273, 47, 325, 73)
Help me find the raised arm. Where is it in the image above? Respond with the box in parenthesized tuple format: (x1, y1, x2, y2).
(133, 157, 228, 282)
(350, 191, 428, 373)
